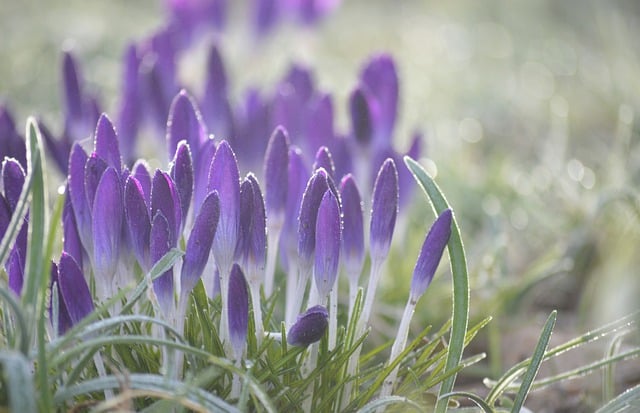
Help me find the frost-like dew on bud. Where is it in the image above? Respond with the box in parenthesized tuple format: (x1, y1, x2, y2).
(94, 114, 122, 173)
(410, 209, 452, 300)
(369, 158, 398, 261)
(166, 90, 207, 160)
(92, 167, 123, 284)
(314, 190, 341, 299)
(312, 146, 335, 178)
(181, 191, 220, 295)
(228, 263, 249, 358)
(2, 158, 25, 211)
(287, 305, 329, 347)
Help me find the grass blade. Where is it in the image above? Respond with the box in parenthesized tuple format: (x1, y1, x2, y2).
(510, 310, 557, 412)
(0, 351, 37, 413)
(404, 156, 469, 413)
(356, 395, 424, 413)
(596, 384, 640, 413)
(439, 391, 495, 413)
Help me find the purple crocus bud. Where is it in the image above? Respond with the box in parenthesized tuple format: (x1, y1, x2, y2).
(50, 262, 73, 334)
(349, 86, 376, 146)
(360, 54, 399, 141)
(181, 191, 220, 294)
(410, 209, 452, 300)
(58, 252, 94, 324)
(284, 64, 314, 104)
(253, 0, 279, 35)
(6, 248, 24, 296)
(312, 146, 335, 178)
(170, 141, 194, 226)
(234, 88, 270, 168)
(68, 143, 91, 251)
(117, 43, 141, 165)
(201, 45, 233, 140)
(150, 211, 174, 314)
(94, 114, 122, 173)
(132, 160, 152, 205)
(0, 195, 10, 239)
(263, 126, 289, 222)
(2, 158, 25, 211)
(314, 190, 341, 298)
(84, 154, 108, 212)
(0, 105, 27, 168)
(369, 159, 398, 261)
(151, 170, 182, 245)
(62, 50, 86, 140)
(207, 140, 240, 275)
(306, 94, 334, 154)
(166, 90, 207, 161)
(92, 167, 123, 280)
(281, 147, 309, 257)
(287, 305, 328, 346)
(227, 263, 249, 357)
(193, 138, 216, 216)
(62, 193, 84, 268)
(297, 168, 329, 269)
(339, 174, 364, 277)
(125, 176, 152, 270)
(236, 175, 267, 278)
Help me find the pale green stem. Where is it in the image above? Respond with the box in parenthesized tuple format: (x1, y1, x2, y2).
(265, 219, 283, 297)
(285, 259, 299, 327)
(93, 351, 114, 400)
(329, 286, 338, 351)
(249, 280, 264, 347)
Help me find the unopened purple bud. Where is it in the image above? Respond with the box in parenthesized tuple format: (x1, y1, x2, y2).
(94, 114, 122, 173)
(181, 191, 220, 294)
(202, 45, 233, 139)
(151, 170, 182, 246)
(84, 154, 108, 212)
(411, 209, 452, 300)
(297, 168, 329, 268)
(284, 64, 314, 104)
(0, 106, 26, 168)
(50, 262, 72, 334)
(228, 263, 249, 356)
(263, 126, 289, 219)
(68, 144, 91, 250)
(306, 94, 334, 153)
(63, 195, 84, 268)
(150, 211, 174, 314)
(2, 158, 25, 212)
(282, 147, 309, 255)
(349, 87, 375, 146)
(92, 167, 123, 280)
(314, 190, 341, 298)
(312, 146, 335, 178)
(236, 174, 267, 279)
(62, 51, 84, 132)
(125, 176, 152, 270)
(339, 174, 364, 277)
(208, 140, 240, 274)
(170, 141, 194, 226)
(287, 305, 328, 346)
(7, 248, 23, 296)
(253, 0, 279, 35)
(360, 54, 398, 140)
(166, 90, 207, 160)
(0, 195, 10, 239)
(369, 159, 398, 261)
(132, 160, 152, 205)
(117, 43, 141, 164)
(58, 252, 94, 324)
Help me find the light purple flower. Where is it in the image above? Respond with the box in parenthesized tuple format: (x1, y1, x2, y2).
(92, 167, 123, 281)
(360, 54, 398, 142)
(151, 170, 182, 246)
(125, 176, 152, 270)
(312, 146, 335, 178)
(170, 141, 194, 226)
(339, 174, 364, 277)
(297, 168, 329, 269)
(228, 263, 249, 357)
(410, 209, 452, 300)
(236, 174, 267, 280)
(150, 211, 174, 314)
(314, 190, 341, 298)
(263, 126, 289, 220)
(166, 90, 208, 161)
(116, 43, 141, 165)
(369, 158, 398, 261)
(94, 114, 122, 173)
(58, 252, 94, 325)
(201, 45, 233, 140)
(287, 305, 328, 346)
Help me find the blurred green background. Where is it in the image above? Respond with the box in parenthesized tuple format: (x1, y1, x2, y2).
(2, 0, 639, 410)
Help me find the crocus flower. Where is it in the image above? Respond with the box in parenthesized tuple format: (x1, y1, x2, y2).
(312, 146, 335, 178)
(116, 43, 142, 165)
(314, 189, 341, 300)
(263, 126, 290, 225)
(166, 91, 207, 164)
(94, 114, 122, 173)
(124, 176, 152, 271)
(360, 54, 398, 144)
(0, 105, 27, 168)
(297, 168, 329, 272)
(369, 158, 398, 262)
(236, 174, 267, 279)
(201, 45, 234, 143)
(287, 305, 329, 347)
(169, 141, 194, 227)
(227, 263, 249, 358)
(57, 252, 94, 326)
(410, 209, 452, 301)
(150, 211, 174, 315)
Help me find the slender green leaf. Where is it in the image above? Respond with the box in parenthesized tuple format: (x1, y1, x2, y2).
(356, 395, 424, 412)
(405, 156, 470, 413)
(0, 351, 37, 413)
(510, 310, 556, 412)
(596, 384, 640, 413)
(0, 287, 28, 355)
(439, 391, 495, 413)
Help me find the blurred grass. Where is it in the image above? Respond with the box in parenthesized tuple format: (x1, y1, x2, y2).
(1, 0, 640, 410)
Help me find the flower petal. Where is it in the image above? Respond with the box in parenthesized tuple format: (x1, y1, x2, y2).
(2, 158, 25, 212)
(151, 170, 181, 245)
(116, 43, 141, 164)
(297, 168, 329, 268)
(68, 144, 91, 249)
(287, 305, 328, 346)
(150, 211, 174, 314)
(94, 114, 122, 172)
(360, 54, 398, 141)
(340, 174, 364, 277)
(369, 158, 398, 261)
(227, 263, 249, 356)
(170, 140, 194, 226)
(166, 90, 207, 160)
(312, 146, 335, 178)
(92, 167, 123, 280)
(263, 126, 289, 219)
(58, 252, 94, 324)
(411, 209, 452, 300)
(349, 86, 375, 146)
(84, 153, 108, 212)
(314, 190, 341, 298)
(125, 176, 152, 270)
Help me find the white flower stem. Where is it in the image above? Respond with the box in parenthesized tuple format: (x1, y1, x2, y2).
(249, 281, 263, 347)
(379, 297, 417, 402)
(264, 219, 283, 297)
(284, 259, 299, 326)
(230, 357, 243, 400)
(348, 276, 359, 322)
(359, 257, 384, 335)
(288, 264, 311, 327)
(329, 286, 338, 351)
(218, 267, 231, 356)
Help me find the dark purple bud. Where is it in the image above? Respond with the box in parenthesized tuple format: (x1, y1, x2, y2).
(314, 190, 341, 298)
(0, 106, 26, 169)
(207, 140, 240, 274)
(63, 195, 84, 268)
(92, 167, 123, 280)
(50, 262, 73, 334)
(370, 159, 398, 261)
(227, 263, 249, 356)
(312, 146, 335, 178)
(193, 138, 217, 215)
(411, 209, 452, 300)
(234, 88, 269, 167)
(125, 176, 152, 270)
(298, 168, 329, 268)
(328, 136, 354, 184)
(170, 141, 194, 226)
(0, 195, 10, 239)
(94, 114, 122, 173)
(62, 51, 84, 134)
(284, 64, 314, 104)
(181, 191, 220, 294)
(6, 248, 23, 296)
(360, 54, 399, 141)
(263, 126, 289, 219)
(117, 43, 141, 164)
(84, 154, 108, 212)
(282, 147, 309, 255)
(150, 211, 174, 314)
(132, 160, 152, 205)
(166, 90, 207, 161)
(339, 174, 364, 277)
(151, 170, 181, 245)
(202, 45, 233, 139)
(287, 305, 328, 346)
(236, 174, 267, 277)
(349, 87, 375, 146)
(58, 252, 94, 324)
(2, 158, 25, 212)
(67, 144, 91, 250)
